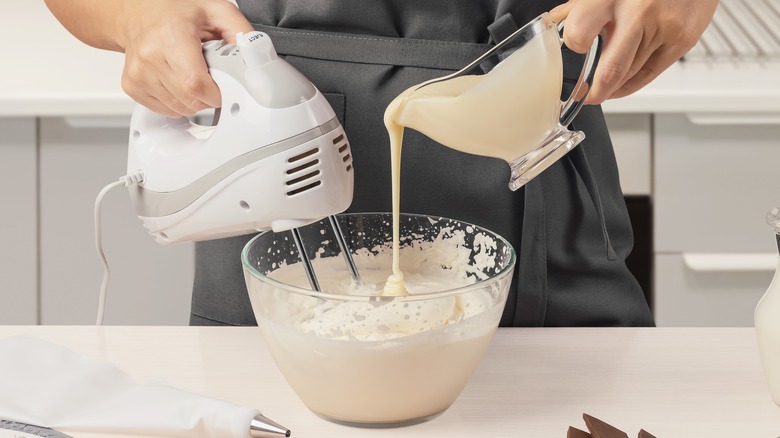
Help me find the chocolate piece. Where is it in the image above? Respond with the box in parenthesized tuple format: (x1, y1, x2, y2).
(568, 426, 593, 438)
(638, 430, 657, 438)
(583, 414, 629, 438)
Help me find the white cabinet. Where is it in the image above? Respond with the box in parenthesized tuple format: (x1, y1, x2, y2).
(655, 254, 774, 326)
(604, 114, 652, 196)
(38, 117, 194, 325)
(654, 114, 780, 326)
(0, 118, 38, 324)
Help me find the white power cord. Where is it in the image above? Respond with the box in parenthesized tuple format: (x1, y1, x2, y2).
(94, 171, 145, 325)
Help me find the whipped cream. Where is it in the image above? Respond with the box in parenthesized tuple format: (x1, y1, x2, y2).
(267, 228, 496, 340)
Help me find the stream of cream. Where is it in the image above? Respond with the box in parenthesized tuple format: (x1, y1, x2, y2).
(381, 25, 562, 295)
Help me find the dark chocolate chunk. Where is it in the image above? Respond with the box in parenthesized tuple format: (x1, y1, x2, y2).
(583, 413, 629, 438)
(568, 426, 593, 438)
(638, 429, 657, 438)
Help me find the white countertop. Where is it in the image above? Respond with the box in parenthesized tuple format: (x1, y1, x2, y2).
(1, 326, 778, 438)
(3, 1, 780, 117)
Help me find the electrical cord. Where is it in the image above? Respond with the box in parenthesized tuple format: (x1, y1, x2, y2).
(94, 171, 144, 325)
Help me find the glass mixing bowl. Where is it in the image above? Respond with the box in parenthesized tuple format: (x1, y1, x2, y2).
(242, 213, 515, 427)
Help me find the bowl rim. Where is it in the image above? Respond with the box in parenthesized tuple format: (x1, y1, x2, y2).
(241, 212, 517, 302)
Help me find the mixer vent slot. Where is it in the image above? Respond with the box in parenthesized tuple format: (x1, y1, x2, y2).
(332, 134, 353, 173)
(288, 147, 319, 163)
(287, 181, 321, 196)
(286, 159, 318, 175)
(286, 170, 320, 186)
(285, 146, 322, 196)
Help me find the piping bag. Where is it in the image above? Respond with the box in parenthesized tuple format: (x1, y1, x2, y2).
(0, 336, 289, 438)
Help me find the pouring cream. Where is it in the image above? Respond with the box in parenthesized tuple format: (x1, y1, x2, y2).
(382, 22, 562, 294)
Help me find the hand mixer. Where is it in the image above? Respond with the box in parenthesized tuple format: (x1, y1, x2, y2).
(94, 30, 364, 438)
(122, 30, 361, 289)
(96, 31, 363, 311)
(126, 32, 355, 243)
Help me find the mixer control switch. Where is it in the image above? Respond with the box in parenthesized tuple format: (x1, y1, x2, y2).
(237, 31, 278, 67)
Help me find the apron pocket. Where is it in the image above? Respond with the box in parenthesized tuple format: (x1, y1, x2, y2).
(322, 92, 346, 127)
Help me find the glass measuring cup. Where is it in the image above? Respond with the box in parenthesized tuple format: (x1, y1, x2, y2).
(394, 12, 602, 191)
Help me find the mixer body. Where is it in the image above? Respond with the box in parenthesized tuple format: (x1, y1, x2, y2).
(126, 32, 354, 245)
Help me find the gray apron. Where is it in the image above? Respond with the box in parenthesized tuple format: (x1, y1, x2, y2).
(190, 0, 655, 327)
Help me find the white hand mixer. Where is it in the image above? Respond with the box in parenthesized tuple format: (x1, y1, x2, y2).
(126, 31, 361, 288)
(95, 31, 361, 321)
(127, 31, 354, 243)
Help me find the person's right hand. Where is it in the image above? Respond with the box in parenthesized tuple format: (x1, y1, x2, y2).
(119, 0, 254, 117)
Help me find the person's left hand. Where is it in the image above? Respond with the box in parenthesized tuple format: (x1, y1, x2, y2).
(549, 0, 718, 104)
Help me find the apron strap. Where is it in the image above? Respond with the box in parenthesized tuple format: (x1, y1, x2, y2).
(513, 177, 548, 326)
(252, 23, 491, 71)
(487, 13, 519, 44)
(483, 13, 520, 71)
(567, 135, 618, 261)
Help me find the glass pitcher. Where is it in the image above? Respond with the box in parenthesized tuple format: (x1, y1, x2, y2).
(755, 207, 780, 406)
(393, 12, 603, 190)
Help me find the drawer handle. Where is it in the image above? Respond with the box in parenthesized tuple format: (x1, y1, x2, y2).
(686, 113, 780, 126)
(682, 253, 778, 272)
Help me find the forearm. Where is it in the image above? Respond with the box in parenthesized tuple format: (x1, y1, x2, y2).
(44, 0, 131, 52)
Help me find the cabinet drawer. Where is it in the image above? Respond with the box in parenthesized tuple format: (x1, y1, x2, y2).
(0, 118, 37, 324)
(655, 253, 774, 327)
(654, 114, 780, 253)
(39, 117, 194, 325)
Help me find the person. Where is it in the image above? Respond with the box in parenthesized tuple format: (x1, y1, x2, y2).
(44, 0, 718, 327)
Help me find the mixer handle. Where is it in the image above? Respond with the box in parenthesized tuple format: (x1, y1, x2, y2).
(558, 21, 604, 127)
(130, 103, 201, 142)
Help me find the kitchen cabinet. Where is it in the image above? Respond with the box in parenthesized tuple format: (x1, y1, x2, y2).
(604, 114, 652, 197)
(37, 117, 194, 325)
(0, 118, 38, 324)
(604, 114, 654, 304)
(654, 254, 773, 327)
(654, 114, 780, 326)
(0, 116, 195, 325)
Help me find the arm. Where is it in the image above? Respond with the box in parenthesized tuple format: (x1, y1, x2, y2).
(549, 0, 718, 104)
(43, 0, 128, 52)
(44, 0, 254, 116)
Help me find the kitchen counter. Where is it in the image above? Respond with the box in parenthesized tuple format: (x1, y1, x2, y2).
(4, 1, 780, 117)
(1, 326, 778, 437)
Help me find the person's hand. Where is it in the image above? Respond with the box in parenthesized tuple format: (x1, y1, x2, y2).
(549, 0, 718, 104)
(119, 0, 254, 117)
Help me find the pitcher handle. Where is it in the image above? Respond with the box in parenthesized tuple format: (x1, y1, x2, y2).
(558, 21, 604, 127)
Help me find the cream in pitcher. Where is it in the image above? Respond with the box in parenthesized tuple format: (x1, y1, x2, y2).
(383, 13, 601, 294)
(389, 21, 563, 163)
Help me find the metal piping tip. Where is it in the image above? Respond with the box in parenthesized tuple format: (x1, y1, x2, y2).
(250, 413, 291, 437)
